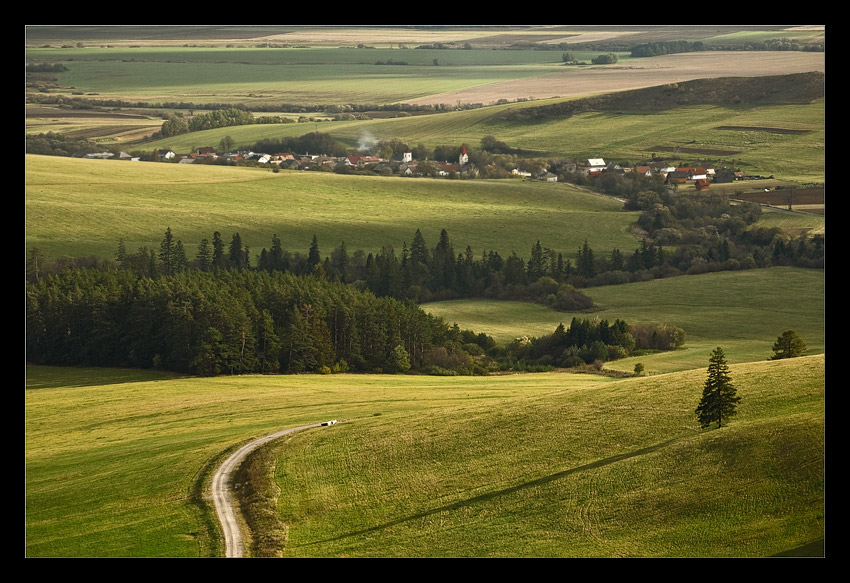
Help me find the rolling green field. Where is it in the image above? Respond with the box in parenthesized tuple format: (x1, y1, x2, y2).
(25, 353, 824, 557)
(26, 265, 825, 557)
(25, 153, 640, 260)
(25, 26, 826, 558)
(270, 355, 824, 557)
(424, 266, 825, 374)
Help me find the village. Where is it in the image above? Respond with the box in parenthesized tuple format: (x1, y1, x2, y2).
(84, 144, 758, 189)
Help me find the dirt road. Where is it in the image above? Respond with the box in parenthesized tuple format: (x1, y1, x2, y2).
(211, 423, 324, 558)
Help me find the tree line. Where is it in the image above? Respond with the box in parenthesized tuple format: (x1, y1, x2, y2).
(26, 261, 679, 377)
(27, 267, 689, 380)
(28, 207, 824, 317)
(156, 108, 256, 138)
(25, 267, 472, 376)
(98, 227, 602, 310)
(629, 41, 705, 58)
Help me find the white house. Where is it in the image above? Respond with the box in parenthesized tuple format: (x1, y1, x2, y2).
(586, 158, 606, 173)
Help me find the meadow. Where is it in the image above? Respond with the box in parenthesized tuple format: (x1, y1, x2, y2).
(424, 266, 825, 374)
(26, 261, 825, 557)
(269, 355, 824, 557)
(25, 153, 640, 261)
(25, 26, 826, 558)
(25, 353, 824, 557)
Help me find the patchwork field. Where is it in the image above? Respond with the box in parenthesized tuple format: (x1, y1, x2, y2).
(26, 38, 824, 109)
(401, 51, 825, 107)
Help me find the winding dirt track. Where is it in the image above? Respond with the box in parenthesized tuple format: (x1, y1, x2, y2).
(212, 423, 323, 558)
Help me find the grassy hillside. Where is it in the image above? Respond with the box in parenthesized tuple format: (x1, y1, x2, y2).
(25, 354, 824, 557)
(137, 90, 824, 184)
(269, 355, 823, 557)
(424, 266, 825, 374)
(25, 153, 640, 260)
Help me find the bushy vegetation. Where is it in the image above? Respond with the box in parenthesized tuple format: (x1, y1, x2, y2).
(155, 108, 257, 138)
(630, 41, 705, 58)
(499, 317, 684, 371)
(591, 53, 619, 65)
(26, 62, 68, 73)
(247, 131, 350, 158)
(26, 132, 103, 157)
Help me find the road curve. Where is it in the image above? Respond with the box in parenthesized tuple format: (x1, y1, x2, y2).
(212, 423, 323, 558)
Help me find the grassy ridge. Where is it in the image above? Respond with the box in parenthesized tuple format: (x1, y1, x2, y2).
(25, 153, 639, 260)
(24, 367, 616, 556)
(27, 352, 822, 556)
(270, 355, 822, 557)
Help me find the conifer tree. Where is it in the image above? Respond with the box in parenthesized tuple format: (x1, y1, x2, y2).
(173, 240, 188, 273)
(159, 227, 175, 275)
(308, 235, 321, 268)
(196, 238, 211, 272)
(228, 233, 244, 270)
(696, 347, 741, 429)
(770, 330, 807, 360)
(212, 231, 226, 269)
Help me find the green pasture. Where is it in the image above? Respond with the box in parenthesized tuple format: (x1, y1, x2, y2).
(425, 266, 825, 374)
(141, 102, 530, 154)
(25, 353, 824, 557)
(271, 355, 824, 557)
(24, 367, 615, 557)
(25, 154, 639, 261)
(755, 208, 824, 235)
(26, 46, 572, 67)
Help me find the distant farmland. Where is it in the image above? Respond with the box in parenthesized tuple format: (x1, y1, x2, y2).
(402, 51, 825, 106)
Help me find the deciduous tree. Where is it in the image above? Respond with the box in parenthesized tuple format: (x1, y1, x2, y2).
(770, 329, 807, 360)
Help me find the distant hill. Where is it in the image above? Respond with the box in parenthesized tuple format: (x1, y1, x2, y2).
(498, 72, 825, 122)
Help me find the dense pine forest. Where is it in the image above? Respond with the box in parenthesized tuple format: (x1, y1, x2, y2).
(26, 266, 674, 376)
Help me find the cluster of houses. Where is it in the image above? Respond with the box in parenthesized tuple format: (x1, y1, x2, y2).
(86, 146, 741, 188)
(580, 158, 727, 190)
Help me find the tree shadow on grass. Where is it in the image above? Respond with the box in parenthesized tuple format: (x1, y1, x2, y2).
(301, 436, 686, 548)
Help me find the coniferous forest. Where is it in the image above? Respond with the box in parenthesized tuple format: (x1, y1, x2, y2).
(26, 223, 696, 377)
(28, 262, 683, 377)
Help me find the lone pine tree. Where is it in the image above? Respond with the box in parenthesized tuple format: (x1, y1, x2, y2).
(696, 347, 741, 429)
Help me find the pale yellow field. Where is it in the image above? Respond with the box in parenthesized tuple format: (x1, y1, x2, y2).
(403, 51, 826, 106)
